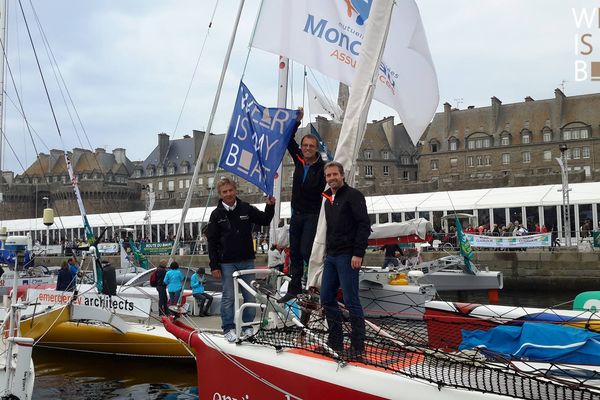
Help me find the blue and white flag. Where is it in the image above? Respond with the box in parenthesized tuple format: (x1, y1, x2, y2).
(219, 82, 301, 196)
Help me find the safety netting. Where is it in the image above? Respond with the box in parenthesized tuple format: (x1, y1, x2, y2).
(247, 284, 600, 400)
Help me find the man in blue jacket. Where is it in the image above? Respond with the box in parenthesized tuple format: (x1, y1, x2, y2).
(206, 178, 275, 342)
(320, 161, 370, 357)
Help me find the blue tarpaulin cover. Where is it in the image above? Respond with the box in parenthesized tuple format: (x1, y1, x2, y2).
(459, 322, 600, 364)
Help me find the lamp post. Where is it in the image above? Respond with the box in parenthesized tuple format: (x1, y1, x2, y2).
(556, 144, 572, 247)
(42, 196, 54, 253)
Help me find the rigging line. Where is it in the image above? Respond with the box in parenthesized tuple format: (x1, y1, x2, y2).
(4, 91, 51, 151)
(172, 0, 220, 137)
(289, 60, 294, 108)
(27, 1, 122, 229)
(302, 66, 306, 116)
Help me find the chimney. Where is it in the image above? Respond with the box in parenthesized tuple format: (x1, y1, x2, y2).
(491, 96, 502, 132)
(193, 130, 205, 161)
(443, 102, 452, 135)
(467, 105, 475, 109)
(95, 147, 106, 154)
(112, 148, 126, 164)
(337, 82, 349, 119)
(553, 88, 566, 130)
(525, 96, 534, 102)
(1, 171, 13, 185)
(48, 149, 64, 173)
(158, 133, 169, 164)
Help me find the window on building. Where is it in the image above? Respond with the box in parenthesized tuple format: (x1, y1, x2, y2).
(147, 168, 154, 177)
(382, 151, 389, 160)
(543, 131, 552, 142)
(208, 177, 215, 188)
(467, 140, 475, 149)
(468, 137, 491, 149)
(581, 129, 590, 139)
(134, 170, 141, 178)
(502, 153, 510, 164)
(364, 150, 372, 159)
(485, 155, 491, 166)
(501, 136, 510, 146)
(401, 156, 410, 164)
(168, 165, 175, 175)
(198, 177, 203, 186)
(167, 180, 175, 191)
(181, 164, 189, 174)
(365, 165, 373, 177)
(403, 171, 409, 180)
(467, 156, 474, 167)
(583, 146, 591, 158)
(185, 179, 190, 188)
(430, 141, 439, 153)
(449, 138, 458, 151)
(383, 165, 389, 176)
(476, 156, 484, 166)
(158, 168, 164, 176)
(207, 163, 215, 172)
(450, 158, 458, 167)
(522, 134, 531, 144)
(158, 181, 163, 191)
(522, 151, 531, 163)
(543, 150, 552, 161)
(573, 147, 581, 159)
(430, 160, 438, 170)
(179, 180, 184, 189)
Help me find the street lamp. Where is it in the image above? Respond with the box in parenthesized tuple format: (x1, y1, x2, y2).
(556, 144, 572, 247)
(42, 196, 54, 253)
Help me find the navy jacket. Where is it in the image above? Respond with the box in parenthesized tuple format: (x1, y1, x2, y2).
(206, 198, 274, 272)
(323, 184, 370, 258)
(287, 128, 326, 214)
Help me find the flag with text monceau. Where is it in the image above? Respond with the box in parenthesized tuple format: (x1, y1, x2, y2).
(251, 0, 439, 144)
(219, 82, 300, 196)
(455, 216, 476, 275)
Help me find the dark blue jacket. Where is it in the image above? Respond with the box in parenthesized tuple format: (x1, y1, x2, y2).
(287, 129, 326, 214)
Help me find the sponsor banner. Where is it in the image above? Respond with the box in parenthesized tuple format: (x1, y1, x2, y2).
(465, 233, 552, 248)
(27, 288, 151, 318)
(252, 0, 439, 142)
(141, 241, 174, 255)
(32, 244, 62, 255)
(97, 243, 119, 254)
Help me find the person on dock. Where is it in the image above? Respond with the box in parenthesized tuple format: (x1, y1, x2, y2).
(164, 261, 184, 308)
(279, 107, 327, 304)
(56, 261, 73, 292)
(320, 161, 370, 358)
(206, 177, 275, 343)
(155, 260, 168, 316)
(191, 268, 213, 317)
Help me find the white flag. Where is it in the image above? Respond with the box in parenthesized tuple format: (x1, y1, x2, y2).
(252, 0, 439, 143)
(306, 81, 344, 122)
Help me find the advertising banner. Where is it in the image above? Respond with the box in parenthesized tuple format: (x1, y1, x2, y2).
(465, 233, 552, 248)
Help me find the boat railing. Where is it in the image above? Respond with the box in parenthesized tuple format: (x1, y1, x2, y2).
(231, 269, 343, 359)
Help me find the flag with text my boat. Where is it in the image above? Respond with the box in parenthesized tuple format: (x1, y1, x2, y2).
(219, 82, 301, 196)
(252, 0, 439, 143)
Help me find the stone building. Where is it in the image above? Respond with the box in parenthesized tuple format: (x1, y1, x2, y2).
(2, 148, 139, 220)
(418, 89, 600, 191)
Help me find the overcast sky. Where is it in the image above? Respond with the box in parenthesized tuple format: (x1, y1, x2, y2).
(2, 0, 597, 173)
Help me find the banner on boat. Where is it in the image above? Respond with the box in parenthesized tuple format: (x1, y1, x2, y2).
(140, 241, 174, 255)
(219, 82, 301, 196)
(97, 243, 119, 254)
(465, 233, 552, 248)
(252, 0, 439, 142)
(27, 289, 151, 318)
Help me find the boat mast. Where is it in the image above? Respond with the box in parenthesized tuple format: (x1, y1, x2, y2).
(269, 56, 289, 245)
(0, 0, 5, 182)
(167, 0, 246, 268)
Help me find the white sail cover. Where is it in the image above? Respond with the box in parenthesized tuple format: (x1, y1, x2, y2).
(307, 80, 343, 122)
(369, 219, 433, 241)
(306, 0, 394, 288)
(252, 0, 439, 142)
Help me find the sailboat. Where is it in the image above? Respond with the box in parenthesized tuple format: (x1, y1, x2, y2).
(161, 1, 600, 399)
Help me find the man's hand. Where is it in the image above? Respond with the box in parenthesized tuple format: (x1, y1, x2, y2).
(351, 256, 363, 269)
(297, 107, 304, 121)
(265, 196, 276, 206)
(212, 270, 222, 279)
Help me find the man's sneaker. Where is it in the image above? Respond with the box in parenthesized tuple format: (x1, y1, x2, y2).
(277, 292, 298, 304)
(240, 326, 254, 339)
(224, 330, 237, 343)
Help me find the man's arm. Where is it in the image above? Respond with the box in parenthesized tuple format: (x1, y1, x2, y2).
(351, 191, 371, 259)
(205, 212, 222, 274)
(249, 199, 276, 226)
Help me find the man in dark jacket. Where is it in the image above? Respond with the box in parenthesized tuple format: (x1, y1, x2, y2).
(155, 260, 168, 316)
(206, 177, 275, 342)
(320, 161, 370, 357)
(279, 109, 327, 303)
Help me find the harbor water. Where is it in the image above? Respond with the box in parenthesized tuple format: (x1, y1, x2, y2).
(31, 288, 585, 399)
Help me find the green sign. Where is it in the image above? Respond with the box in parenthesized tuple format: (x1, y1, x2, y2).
(141, 241, 176, 255)
(593, 231, 600, 248)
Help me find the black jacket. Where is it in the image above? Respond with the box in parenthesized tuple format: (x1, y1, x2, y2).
(323, 184, 370, 257)
(206, 198, 274, 271)
(287, 130, 326, 214)
(155, 267, 167, 289)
